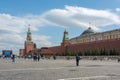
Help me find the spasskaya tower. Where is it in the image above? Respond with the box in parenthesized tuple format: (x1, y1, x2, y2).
(24, 24, 34, 54)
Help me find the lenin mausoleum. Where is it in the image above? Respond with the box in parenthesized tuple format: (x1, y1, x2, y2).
(20, 25, 120, 57)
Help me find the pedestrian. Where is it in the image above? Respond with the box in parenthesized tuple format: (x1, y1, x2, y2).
(118, 57, 120, 62)
(41, 54, 44, 59)
(76, 54, 80, 66)
(33, 55, 36, 61)
(37, 55, 40, 61)
(11, 54, 15, 62)
(53, 55, 56, 60)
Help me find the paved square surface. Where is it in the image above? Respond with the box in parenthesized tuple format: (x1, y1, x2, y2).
(0, 58, 120, 80)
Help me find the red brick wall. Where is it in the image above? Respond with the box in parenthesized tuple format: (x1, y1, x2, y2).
(48, 38, 120, 55)
(67, 38, 120, 55)
(49, 46, 64, 55)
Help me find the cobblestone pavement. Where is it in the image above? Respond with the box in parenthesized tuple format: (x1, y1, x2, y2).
(0, 58, 120, 80)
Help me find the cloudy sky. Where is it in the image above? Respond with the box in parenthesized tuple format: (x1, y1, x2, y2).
(0, 0, 120, 54)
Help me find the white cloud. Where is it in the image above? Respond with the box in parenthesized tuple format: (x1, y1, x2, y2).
(42, 5, 120, 31)
(0, 34, 25, 54)
(116, 8, 120, 12)
(0, 13, 46, 34)
(33, 34, 54, 48)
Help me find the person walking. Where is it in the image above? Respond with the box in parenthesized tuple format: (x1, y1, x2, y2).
(37, 55, 40, 61)
(11, 54, 15, 62)
(76, 54, 80, 66)
(33, 55, 37, 61)
(117, 57, 120, 62)
(53, 55, 56, 60)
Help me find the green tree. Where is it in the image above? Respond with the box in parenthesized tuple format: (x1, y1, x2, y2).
(110, 48, 118, 55)
(65, 50, 71, 56)
(91, 49, 98, 56)
(78, 51, 82, 56)
(85, 49, 91, 56)
(100, 48, 107, 56)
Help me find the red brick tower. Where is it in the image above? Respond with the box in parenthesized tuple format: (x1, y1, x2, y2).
(24, 24, 34, 54)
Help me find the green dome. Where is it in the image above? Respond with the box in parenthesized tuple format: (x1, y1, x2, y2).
(81, 27, 95, 36)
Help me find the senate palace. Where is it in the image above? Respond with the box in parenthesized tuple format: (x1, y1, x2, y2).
(70, 27, 120, 44)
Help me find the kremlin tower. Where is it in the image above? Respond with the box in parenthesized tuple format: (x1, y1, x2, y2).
(24, 24, 34, 54)
(19, 25, 34, 56)
(60, 29, 71, 54)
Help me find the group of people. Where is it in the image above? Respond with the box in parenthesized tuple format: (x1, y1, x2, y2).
(33, 54, 80, 66)
(2, 54, 16, 62)
(32, 55, 57, 61)
(33, 55, 40, 61)
(2, 53, 80, 66)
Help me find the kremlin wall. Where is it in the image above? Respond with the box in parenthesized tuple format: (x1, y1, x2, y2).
(19, 26, 120, 57)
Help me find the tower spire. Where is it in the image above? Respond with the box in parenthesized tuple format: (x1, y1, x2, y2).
(26, 24, 32, 42)
(28, 24, 31, 33)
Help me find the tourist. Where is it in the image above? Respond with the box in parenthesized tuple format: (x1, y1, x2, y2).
(117, 57, 120, 62)
(76, 54, 80, 66)
(53, 55, 56, 60)
(11, 54, 15, 62)
(33, 55, 37, 61)
(37, 55, 40, 61)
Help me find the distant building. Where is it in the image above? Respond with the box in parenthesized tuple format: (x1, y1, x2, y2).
(70, 27, 120, 44)
(19, 25, 34, 56)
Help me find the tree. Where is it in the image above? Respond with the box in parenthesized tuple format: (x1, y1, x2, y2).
(65, 48, 71, 56)
(78, 51, 82, 56)
(85, 49, 91, 56)
(91, 49, 99, 56)
(100, 48, 107, 56)
(110, 48, 118, 55)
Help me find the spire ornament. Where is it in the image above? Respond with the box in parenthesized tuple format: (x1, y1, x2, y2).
(28, 24, 31, 33)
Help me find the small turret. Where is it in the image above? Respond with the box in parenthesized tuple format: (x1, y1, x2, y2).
(61, 29, 70, 47)
(63, 28, 69, 42)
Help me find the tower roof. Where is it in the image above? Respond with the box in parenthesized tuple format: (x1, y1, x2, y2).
(81, 27, 95, 36)
(61, 29, 71, 47)
(63, 29, 69, 41)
